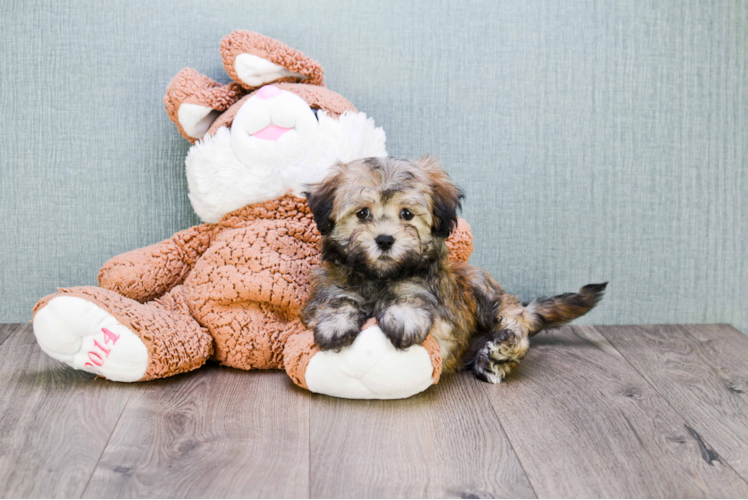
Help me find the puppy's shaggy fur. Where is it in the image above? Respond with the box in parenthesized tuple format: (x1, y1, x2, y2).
(302, 156, 606, 383)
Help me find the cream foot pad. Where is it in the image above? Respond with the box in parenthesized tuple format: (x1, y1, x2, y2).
(304, 324, 435, 399)
(33, 296, 148, 382)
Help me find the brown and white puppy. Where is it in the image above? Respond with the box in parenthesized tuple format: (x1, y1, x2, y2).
(302, 156, 606, 383)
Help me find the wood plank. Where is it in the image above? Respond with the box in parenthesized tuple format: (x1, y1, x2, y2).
(310, 371, 536, 499)
(481, 325, 748, 498)
(597, 324, 748, 480)
(83, 367, 310, 498)
(0, 324, 135, 498)
(0, 323, 21, 346)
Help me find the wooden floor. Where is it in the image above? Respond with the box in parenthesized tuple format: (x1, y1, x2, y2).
(2, 323, 748, 498)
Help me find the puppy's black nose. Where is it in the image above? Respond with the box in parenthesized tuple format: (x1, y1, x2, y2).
(375, 234, 395, 251)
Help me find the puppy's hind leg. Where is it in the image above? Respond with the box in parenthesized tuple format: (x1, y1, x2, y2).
(468, 300, 532, 384)
(468, 283, 608, 383)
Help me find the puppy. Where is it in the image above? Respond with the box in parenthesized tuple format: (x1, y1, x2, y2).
(302, 156, 606, 383)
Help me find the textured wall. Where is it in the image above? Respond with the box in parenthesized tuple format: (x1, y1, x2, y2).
(1, 1, 746, 332)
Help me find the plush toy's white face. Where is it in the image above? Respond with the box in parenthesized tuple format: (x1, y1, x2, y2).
(230, 86, 319, 175)
(185, 85, 387, 223)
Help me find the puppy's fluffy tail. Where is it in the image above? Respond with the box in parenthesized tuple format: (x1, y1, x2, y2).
(525, 283, 607, 336)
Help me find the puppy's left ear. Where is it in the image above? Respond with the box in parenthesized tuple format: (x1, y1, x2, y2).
(305, 166, 341, 235)
(418, 156, 464, 238)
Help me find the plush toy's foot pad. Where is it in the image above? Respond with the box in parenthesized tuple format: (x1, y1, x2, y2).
(304, 325, 435, 399)
(33, 296, 148, 382)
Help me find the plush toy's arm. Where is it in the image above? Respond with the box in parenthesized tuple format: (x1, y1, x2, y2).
(223, 217, 320, 312)
(283, 320, 442, 399)
(98, 224, 217, 303)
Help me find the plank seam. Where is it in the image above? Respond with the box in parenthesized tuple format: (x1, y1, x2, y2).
(594, 324, 748, 490)
(0, 323, 23, 348)
(477, 380, 540, 499)
(79, 390, 134, 498)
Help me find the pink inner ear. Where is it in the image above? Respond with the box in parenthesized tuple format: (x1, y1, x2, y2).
(251, 124, 292, 140)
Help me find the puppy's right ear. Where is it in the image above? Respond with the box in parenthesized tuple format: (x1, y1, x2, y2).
(305, 168, 340, 236)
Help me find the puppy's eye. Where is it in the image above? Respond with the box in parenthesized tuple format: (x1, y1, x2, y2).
(356, 208, 370, 220)
(400, 208, 414, 221)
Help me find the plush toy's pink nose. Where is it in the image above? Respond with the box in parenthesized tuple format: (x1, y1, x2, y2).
(257, 85, 282, 100)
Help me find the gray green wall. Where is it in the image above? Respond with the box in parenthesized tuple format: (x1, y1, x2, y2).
(1, 0, 746, 332)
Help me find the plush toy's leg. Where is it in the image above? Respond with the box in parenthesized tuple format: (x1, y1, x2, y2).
(33, 285, 213, 382)
(283, 319, 442, 400)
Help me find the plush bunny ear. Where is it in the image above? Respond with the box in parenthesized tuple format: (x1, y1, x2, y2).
(164, 68, 247, 142)
(221, 31, 325, 90)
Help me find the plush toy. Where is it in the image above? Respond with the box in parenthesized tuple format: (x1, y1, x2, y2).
(32, 31, 474, 399)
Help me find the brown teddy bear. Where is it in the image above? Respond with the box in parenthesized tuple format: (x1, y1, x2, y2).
(32, 31, 474, 399)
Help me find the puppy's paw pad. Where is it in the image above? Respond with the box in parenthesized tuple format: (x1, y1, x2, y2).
(305, 325, 435, 399)
(33, 296, 148, 382)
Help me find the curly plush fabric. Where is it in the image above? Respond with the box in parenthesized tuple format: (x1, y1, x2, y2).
(98, 223, 217, 303)
(34, 285, 213, 381)
(164, 31, 357, 143)
(35, 194, 471, 382)
(33, 31, 475, 397)
(445, 218, 474, 264)
(283, 330, 320, 389)
(164, 68, 247, 142)
(422, 334, 444, 384)
(220, 30, 326, 88)
(193, 195, 469, 374)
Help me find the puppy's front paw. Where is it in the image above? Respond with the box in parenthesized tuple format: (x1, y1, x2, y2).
(469, 329, 529, 384)
(314, 307, 366, 351)
(377, 305, 434, 349)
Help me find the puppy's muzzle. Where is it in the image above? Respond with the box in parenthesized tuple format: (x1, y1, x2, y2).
(375, 234, 395, 251)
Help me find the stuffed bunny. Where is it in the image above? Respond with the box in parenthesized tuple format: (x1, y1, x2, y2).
(32, 31, 474, 399)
